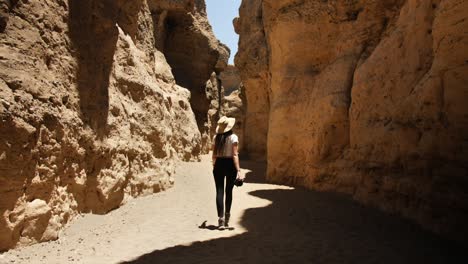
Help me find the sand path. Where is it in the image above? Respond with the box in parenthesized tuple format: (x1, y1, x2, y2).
(1, 155, 466, 263)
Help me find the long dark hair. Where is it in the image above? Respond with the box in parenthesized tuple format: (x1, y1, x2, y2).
(214, 130, 233, 156)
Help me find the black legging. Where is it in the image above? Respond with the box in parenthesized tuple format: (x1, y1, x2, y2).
(213, 157, 237, 218)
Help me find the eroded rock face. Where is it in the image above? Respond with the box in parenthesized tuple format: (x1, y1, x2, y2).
(236, 0, 468, 243)
(219, 65, 245, 153)
(202, 66, 245, 154)
(234, 0, 269, 161)
(203, 72, 223, 153)
(0, 0, 222, 250)
(220, 65, 241, 96)
(223, 87, 245, 154)
(151, 0, 230, 152)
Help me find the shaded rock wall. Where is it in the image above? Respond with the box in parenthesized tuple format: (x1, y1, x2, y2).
(219, 65, 245, 153)
(203, 72, 223, 152)
(204, 68, 245, 153)
(220, 65, 241, 96)
(0, 0, 224, 250)
(151, 0, 229, 152)
(222, 86, 246, 153)
(236, 0, 468, 243)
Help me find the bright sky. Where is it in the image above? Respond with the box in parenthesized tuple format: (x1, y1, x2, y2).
(205, 0, 241, 65)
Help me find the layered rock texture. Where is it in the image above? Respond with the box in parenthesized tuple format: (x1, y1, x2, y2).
(0, 0, 226, 250)
(220, 66, 245, 152)
(203, 72, 223, 152)
(203, 65, 245, 153)
(204, 67, 245, 153)
(222, 88, 245, 153)
(236, 0, 468, 243)
(234, 4, 269, 161)
(220, 65, 241, 96)
(152, 0, 229, 151)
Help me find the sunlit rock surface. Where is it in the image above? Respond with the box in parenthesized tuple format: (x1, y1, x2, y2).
(234, 0, 269, 161)
(235, 0, 468, 244)
(0, 0, 225, 250)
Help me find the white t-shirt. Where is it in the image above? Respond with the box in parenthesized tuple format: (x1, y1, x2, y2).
(213, 134, 239, 157)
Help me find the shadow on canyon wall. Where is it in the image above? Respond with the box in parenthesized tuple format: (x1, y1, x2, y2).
(66, 0, 143, 213)
(68, 0, 122, 136)
(66, 0, 120, 216)
(162, 11, 221, 135)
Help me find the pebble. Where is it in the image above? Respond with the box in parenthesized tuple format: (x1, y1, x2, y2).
(1, 100, 10, 109)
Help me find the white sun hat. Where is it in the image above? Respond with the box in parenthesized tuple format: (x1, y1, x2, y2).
(216, 116, 236, 134)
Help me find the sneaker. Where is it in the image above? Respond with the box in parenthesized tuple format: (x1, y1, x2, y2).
(224, 213, 230, 228)
(218, 217, 225, 230)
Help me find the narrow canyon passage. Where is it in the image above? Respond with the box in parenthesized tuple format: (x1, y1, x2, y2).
(1, 156, 466, 264)
(1, 0, 467, 260)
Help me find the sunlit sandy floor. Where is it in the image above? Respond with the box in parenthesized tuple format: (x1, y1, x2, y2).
(1, 155, 467, 264)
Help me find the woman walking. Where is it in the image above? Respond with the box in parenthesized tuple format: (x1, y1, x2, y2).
(212, 116, 244, 230)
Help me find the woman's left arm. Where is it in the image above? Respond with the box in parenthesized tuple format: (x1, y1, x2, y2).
(212, 141, 216, 166)
(232, 143, 244, 180)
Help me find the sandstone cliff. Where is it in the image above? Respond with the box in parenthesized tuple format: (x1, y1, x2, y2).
(151, 0, 229, 152)
(204, 68, 245, 153)
(222, 88, 245, 154)
(234, 2, 269, 161)
(0, 0, 226, 250)
(220, 66, 245, 153)
(220, 65, 241, 96)
(236, 0, 468, 244)
(203, 72, 223, 152)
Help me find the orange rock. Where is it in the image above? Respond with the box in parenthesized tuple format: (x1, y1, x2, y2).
(0, 0, 226, 250)
(235, 0, 468, 244)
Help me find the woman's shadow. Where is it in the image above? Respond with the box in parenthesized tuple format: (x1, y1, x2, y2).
(198, 221, 235, 231)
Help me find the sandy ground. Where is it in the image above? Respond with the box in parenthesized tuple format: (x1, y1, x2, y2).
(1, 155, 467, 264)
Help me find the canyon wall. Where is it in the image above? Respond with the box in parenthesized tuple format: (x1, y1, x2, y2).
(222, 88, 245, 154)
(203, 72, 223, 152)
(204, 67, 245, 153)
(234, 2, 269, 161)
(219, 65, 245, 152)
(0, 0, 226, 250)
(151, 0, 229, 152)
(220, 65, 241, 96)
(236, 0, 468, 244)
